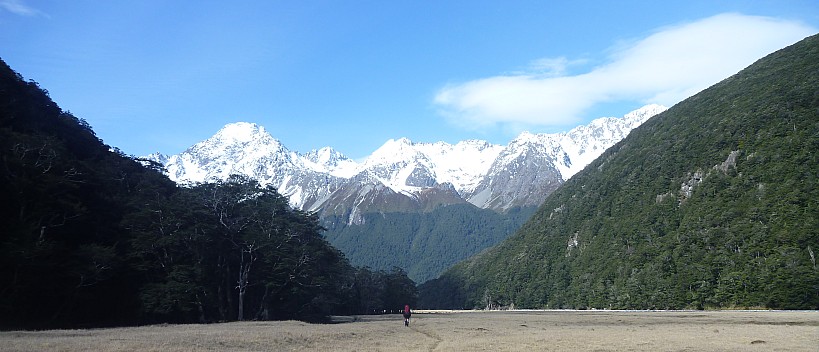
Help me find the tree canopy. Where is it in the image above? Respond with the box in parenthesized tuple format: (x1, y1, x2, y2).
(0, 59, 416, 329)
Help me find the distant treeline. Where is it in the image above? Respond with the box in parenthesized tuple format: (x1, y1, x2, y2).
(0, 59, 416, 329)
(323, 205, 536, 283)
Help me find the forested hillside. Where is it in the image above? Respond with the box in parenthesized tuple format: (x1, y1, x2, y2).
(323, 205, 536, 283)
(0, 59, 416, 329)
(420, 34, 819, 310)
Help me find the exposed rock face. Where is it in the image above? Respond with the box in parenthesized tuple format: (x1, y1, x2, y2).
(146, 105, 666, 216)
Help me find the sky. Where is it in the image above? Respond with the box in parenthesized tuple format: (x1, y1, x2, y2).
(1, 1, 817, 159)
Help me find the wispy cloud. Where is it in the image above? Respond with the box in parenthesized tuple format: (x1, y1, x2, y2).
(0, 0, 48, 17)
(434, 13, 817, 131)
(516, 57, 589, 78)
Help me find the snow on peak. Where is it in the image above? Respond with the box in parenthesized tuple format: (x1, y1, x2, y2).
(413, 140, 504, 194)
(304, 146, 344, 165)
(508, 130, 548, 147)
(214, 122, 267, 143)
(355, 137, 504, 195)
(303, 147, 358, 177)
(625, 104, 667, 123)
(542, 104, 666, 179)
(189, 121, 285, 157)
(368, 138, 417, 161)
(499, 104, 667, 181)
(149, 104, 665, 210)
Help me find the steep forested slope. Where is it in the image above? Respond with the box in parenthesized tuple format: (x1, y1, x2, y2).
(0, 59, 171, 327)
(323, 205, 536, 282)
(420, 34, 819, 310)
(0, 59, 416, 329)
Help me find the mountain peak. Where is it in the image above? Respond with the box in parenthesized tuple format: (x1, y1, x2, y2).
(497, 105, 667, 182)
(213, 122, 269, 143)
(190, 121, 285, 157)
(149, 104, 665, 211)
(623, 104, 668, 124)
(304, 146, 344, 163)
(303, 146, 357, 175)
(367, 137, 420, 162)
(383, 137, 415, 149)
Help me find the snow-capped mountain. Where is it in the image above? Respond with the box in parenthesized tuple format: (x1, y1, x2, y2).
(467, 104, 667, 209)
(146, 104, 666, 218)
(356, 138, 504, 196)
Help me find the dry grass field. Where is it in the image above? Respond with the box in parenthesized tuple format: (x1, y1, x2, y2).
(1, 310, 817, 351)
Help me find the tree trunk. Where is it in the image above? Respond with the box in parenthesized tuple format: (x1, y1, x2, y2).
(196, 292, 206, 323)
(225, 262, 236, 320)
(237, 259, 246, 321)
(236, 248, 254, 321)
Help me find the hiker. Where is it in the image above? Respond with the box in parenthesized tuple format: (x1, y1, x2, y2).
(403, 304, 412, 327)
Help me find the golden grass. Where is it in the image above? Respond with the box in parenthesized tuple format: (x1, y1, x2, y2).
(1, 310, 817, 351)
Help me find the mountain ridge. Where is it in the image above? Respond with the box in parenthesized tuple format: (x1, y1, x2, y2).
(145, 104, 667, 282)
(147, 104, 667, 215)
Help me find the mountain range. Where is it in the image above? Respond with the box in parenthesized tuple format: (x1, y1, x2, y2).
(147, 104, 667, 218)
(145, 105, 666, 282)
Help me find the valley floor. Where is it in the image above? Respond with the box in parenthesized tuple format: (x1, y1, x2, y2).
(1, 310, 817, 351)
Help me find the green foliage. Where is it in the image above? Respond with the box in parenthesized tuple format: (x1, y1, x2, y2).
(347, 266, 418, 314)
(0, 59, 166, 327)
(421, 34, 819, 310)
(322, 204, 536, 283)
(0, 59, 417, 328)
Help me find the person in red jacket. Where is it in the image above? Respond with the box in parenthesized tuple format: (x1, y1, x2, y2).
(403, 304, 412, 327)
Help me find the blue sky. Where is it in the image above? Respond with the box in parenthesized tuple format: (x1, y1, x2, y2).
(1, 1, 817, 159)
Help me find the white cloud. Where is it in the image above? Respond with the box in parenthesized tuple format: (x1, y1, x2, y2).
(520, 57, 588, 78)
(0, 0, 47, 17)
(434, 13, 817, 130)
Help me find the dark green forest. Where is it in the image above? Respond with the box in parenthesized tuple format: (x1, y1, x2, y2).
(0, 59, 417, 329)
(323, 205, 536, 283)
(420, 34, 819, 310)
